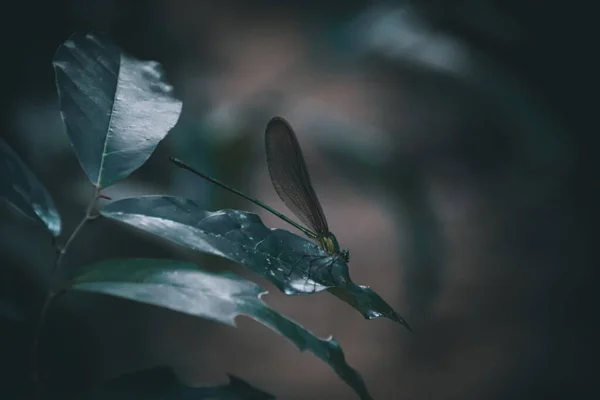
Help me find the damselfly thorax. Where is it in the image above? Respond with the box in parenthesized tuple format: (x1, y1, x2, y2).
(317, 233, 350, 263)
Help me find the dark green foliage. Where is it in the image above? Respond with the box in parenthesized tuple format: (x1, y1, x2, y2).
(53, 32, 182, 188)
(101, 196, 410, 329)
(69, 258, 372, 399)
(3, 30, 408, 400)
(0, 138, 61, 236)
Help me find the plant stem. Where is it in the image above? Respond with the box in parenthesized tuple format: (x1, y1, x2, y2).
(31, 188, 100, 399)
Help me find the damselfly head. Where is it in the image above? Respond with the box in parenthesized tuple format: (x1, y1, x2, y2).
(340, 249, 350, 263)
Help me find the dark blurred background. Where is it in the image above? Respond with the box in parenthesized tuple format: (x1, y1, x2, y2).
(0, 0, 596, 399)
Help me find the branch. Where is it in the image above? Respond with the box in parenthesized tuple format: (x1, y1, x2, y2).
(31, 187, 100, 399)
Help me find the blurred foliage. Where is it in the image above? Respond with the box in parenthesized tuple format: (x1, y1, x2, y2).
(79, 367, 275, 400)
(0, 138, 61, 236)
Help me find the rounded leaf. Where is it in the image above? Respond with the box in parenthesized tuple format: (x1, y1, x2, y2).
(53, 32, 182, 188)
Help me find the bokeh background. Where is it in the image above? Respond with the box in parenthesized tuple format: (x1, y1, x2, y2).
(1, 1, 596, 399)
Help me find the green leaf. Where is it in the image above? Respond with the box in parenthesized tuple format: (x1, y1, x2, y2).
(81, 366, 274, 400)
(68, 259, 372, 400)
(100, 196, 411, 329)
(0, 138, 61, 236)
(53, 32, 182, 188)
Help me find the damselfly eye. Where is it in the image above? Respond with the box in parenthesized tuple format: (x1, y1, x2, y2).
(341, 250, 350, 263)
